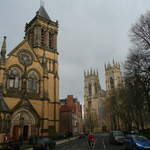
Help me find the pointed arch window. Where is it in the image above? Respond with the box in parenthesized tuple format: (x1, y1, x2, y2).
(41, 28, 45, 47)
(27, 70, 39, 94)
(6, 67, 21, 89)
(49, 32, 53, 49)
(88, 83, 92, 96)
(110, 77, 114, 89)
(95, 83, 98, 94)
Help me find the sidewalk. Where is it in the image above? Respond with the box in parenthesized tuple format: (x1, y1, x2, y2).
(56, 136, 79, 145)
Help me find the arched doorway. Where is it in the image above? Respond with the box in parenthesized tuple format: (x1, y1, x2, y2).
(11, 108, 38, 140)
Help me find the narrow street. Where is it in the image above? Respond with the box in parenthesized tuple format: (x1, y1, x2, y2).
(56, 133, 125, 150)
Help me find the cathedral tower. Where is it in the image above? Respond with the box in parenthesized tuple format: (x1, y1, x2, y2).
(84, 69, 100, 99)
(105, 60, 123, 93)
(84, 69, 103, 132)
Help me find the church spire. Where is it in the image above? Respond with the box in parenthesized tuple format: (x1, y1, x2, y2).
(1, 36, 7, 59)
(36, 5, 50, 20)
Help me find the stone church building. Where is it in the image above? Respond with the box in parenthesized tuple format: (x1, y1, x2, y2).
(0, 6, 59, 141)
(84, 69, 106, 132)
(84, 61, 123, 132)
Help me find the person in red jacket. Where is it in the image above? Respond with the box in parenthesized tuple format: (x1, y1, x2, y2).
(88, 133, 96, 149)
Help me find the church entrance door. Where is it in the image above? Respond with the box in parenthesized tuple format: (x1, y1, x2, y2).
(23, 125, 29, 140)
(12, 125, 19, 140)
(11, 109, 38, 141)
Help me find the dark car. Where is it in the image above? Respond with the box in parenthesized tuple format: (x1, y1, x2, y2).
(124, 130, 139, 137)
(109, 131, 126, 144)
(29, 136, 56, 150)
(124, 135, 150, 150)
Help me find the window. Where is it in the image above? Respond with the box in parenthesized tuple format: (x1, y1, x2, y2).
(41, 29, 45, 47)
(27, 70, 39, 94)
(49, 32, 53, 49)
(88, 83, 92, 96)
(6, 67, 21, 89)
(95, 83, 98, 94)
(110, 77, 114, 89)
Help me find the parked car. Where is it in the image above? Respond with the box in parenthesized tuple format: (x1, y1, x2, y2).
(124, 130, 139, 136)
(109, 131, 126, 144)
(29, 136, 56, 150)
(124, 135, 150, 150)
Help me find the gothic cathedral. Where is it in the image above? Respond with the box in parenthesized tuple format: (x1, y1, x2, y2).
(84, 61, 123, 132)
(0, 6, 59, 141)
(84, 69, 106, 132)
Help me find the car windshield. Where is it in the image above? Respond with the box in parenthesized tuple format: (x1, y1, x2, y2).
(133, 136, 149, 142)
(113, 132, 124, 136)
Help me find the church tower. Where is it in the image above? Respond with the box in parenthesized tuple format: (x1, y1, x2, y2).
(84, 69, 100, 99)
(25, 6, 58, 51)
(23, 5, 59, 135)
(105, 60, 123, 93)
(84, 69, 102, 132)
(0, 5, 60, 142)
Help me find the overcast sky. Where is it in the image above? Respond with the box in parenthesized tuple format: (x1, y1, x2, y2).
(0, 0, 150, 104)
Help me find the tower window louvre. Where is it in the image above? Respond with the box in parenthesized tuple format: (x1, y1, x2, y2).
(41, 29, 45, 47)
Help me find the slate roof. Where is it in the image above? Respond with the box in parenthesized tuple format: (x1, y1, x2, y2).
(37, 6, 50, 20)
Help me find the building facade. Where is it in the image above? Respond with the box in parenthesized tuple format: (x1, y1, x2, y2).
(84, 62, 123, 132)
(60, 95, 82, 136)
(84, 69, 106, 133)
(0, 6, 59, 142)
(104, 61, 124, 130)
(105, 61, 123, 93)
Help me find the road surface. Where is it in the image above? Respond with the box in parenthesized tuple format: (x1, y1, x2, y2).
(56, 133, 125, 150)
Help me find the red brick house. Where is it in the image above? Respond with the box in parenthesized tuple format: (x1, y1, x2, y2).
(60, 95, 82, 136)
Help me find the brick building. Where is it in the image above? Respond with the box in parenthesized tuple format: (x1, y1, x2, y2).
(60, 95, 82, 136)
